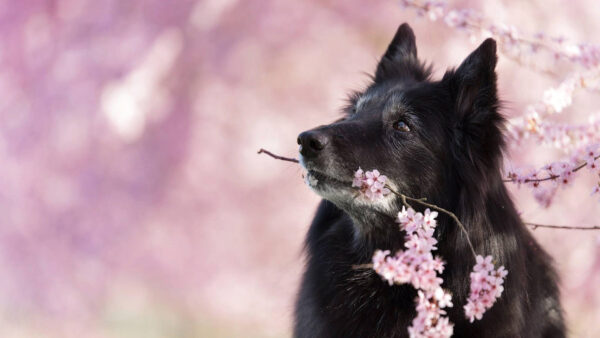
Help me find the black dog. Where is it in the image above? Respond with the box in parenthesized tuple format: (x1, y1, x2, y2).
(294, 23, 565, 338)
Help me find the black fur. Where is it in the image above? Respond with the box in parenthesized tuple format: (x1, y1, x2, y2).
(294, 23, 566, 338)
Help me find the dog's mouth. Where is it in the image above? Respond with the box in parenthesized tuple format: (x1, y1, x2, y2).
(299, 155, 352, 191)
(306, 167, 399, 217)
(305, 169, 352, 190)
(302, 161, 400, 216)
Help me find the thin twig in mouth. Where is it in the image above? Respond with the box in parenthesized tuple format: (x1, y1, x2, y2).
(257, 148, 299, 163)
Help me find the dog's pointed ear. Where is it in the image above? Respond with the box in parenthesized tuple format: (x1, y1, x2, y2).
(448, 38, 498, 120)
(374, 23, 430, 82)
(381, 23, 417, 62)
(444, 39, 504, 168)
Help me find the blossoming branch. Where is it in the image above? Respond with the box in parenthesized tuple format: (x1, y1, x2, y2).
(352, 168, 506, 336)
(258, 148, 600, 230)
(399, 0, 600, 208)
(400, 0, 600, 70)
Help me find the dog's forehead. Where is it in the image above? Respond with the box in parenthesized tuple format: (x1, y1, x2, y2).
(356, 83, 408, 111)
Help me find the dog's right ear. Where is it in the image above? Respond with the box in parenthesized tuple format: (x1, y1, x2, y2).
(374, 23, 430, 82)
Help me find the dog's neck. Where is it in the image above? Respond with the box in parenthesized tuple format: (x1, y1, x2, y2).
(337, 198, 413, 255)
(348, 209, 395, 243)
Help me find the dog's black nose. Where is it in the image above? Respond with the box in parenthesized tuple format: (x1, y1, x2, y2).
(297, 130, 329, 158)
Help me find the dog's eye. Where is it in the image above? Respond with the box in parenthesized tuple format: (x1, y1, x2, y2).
(393, 120, 410, 132)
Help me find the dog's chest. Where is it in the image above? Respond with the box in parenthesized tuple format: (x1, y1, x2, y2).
(311, 231, 417, 336)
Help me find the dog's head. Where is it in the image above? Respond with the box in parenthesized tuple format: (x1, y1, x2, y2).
(298, 23, 504, 216)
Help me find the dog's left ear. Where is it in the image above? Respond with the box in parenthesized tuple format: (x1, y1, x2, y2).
(444, 39, 504, 167)
(447, 38, 498, 121)
(374, 23, 430, 82)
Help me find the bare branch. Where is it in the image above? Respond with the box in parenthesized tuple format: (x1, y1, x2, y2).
(526, 223, 600, 230)
(257, 148, 299, 163)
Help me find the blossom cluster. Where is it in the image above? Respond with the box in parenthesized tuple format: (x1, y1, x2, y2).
(372, 206, 454, 337)
(464, 255, 508, 322)
(353, 168, 508, 335)
(352, 168, 391, 200)
(505, 143, 600, 207)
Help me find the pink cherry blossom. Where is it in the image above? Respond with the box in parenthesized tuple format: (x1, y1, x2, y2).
(365, 169, 382, 185)
(585, 144, 600, 169)
(464, 255, 508, 322)
(366, 182, 391, 201)
(423, 208, 439, 230)
(464, 301, 486, 322)
(352, 167, 365, 187)
(372, 249, 390, 271)
(353, 168, 391, 201)
(370, 204, 453, 337)
(398, 206, 424, 233)
(435, 287, 453, 308)
(473, 255, 494, 273)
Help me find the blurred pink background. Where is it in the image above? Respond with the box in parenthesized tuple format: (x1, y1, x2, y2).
(1, 0, 599, 337)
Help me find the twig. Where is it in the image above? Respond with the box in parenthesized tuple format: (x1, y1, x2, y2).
(257, 148, 299, 163)
(526, 223, 600, 230)
(386, 186, 478, 259)
(400, 194, 412, 209)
